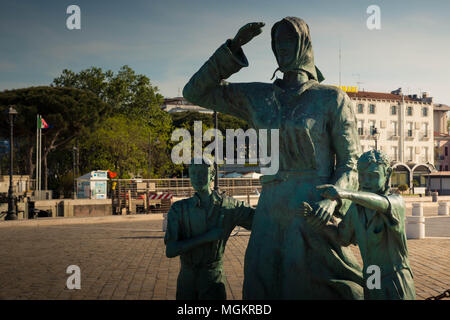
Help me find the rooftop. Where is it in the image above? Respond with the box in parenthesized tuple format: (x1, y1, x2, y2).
(347, 89, 432, 104)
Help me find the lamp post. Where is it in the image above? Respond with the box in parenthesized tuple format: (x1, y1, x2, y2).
(72, 145, 78, 199)
(372, 127, 380, 151)
(6, 106, 18, 220)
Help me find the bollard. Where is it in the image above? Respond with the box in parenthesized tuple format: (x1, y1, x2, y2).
(406, 216, 425, 239)
(438, 202, 449, 216)
(412, 202, 423, 216)
(162, 212, 168, 232)
(431, 191, 438, 202)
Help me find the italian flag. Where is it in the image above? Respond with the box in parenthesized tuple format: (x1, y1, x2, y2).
(38, 116, 49, 129)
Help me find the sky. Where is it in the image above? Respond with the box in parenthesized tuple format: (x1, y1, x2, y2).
(0, 0, 449, 104)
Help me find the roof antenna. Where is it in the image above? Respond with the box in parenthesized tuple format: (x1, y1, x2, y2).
(352, 73, 364, 91)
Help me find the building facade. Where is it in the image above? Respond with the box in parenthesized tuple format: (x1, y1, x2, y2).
(161, 97, 213, 114)
(347, 89, 441, 192)
(433, 103, 450, 172)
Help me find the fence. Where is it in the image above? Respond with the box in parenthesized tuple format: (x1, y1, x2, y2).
(110, 178, 262, 215)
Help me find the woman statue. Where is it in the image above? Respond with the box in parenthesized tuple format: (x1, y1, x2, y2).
(183, 17, 364, 299)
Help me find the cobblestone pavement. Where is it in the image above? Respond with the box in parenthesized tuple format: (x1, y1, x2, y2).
(0, 219, 448, 300)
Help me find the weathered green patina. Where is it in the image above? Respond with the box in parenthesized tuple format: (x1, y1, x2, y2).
(303, 150, 416, 299)
(183, 17, 364, 299)
(164, 162, 255, 300)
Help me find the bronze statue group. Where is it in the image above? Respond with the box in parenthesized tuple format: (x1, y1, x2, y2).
(164, 17, 416, 300)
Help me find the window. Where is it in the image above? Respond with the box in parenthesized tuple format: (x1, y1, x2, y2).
(369, 120, 376, 135)
(446, 165, 449, 171)
(407, 122, 413, 137)
(358, 120, 364, 136)
(391, 121, 398, 136)
(357, 104, 364, 113)
(369, 104, 376, 114)
(407, 106, 413, 116)
(391, 146, 398, 161)
(423, 123, 428, 137)
(422, 107, 428, 117)
(391, 105, 397, 115)
(408, 147, 414, 162)
(446, 147, 448, 156)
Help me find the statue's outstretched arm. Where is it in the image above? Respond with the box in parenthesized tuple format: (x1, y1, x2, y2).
(183, 23, 264, 121)
(317, 185, 389, 213)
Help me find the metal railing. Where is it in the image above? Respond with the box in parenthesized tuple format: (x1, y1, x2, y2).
(110, 178, 262, 215)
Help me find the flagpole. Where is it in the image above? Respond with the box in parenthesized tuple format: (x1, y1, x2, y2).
(39, 115, 42, 192)
(36, 114, 39, 192)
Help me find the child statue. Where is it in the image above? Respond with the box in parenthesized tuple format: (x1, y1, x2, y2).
(164, 160, 255, 300)
(301, 150, 416, 300)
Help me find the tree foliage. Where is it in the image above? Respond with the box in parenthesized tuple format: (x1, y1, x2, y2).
(52, 65, 178, 180)
(79, 114, 179, 178)
(52, 65, 165, 120)
(0, 86, 108, 189)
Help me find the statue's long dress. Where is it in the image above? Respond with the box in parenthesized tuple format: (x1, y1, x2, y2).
(183, 40, 365, 299)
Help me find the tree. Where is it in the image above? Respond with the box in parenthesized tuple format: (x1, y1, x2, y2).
(79, 114, 180, 178)
(52, 66, 177, 178)
(52, 65, 165, 120)
(398, 184, 409, 194)
(0, 86, 108, 189)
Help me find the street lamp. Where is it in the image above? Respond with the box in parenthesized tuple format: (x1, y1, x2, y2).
(6, 106, 18, 220)
(372, 127, 380, 150)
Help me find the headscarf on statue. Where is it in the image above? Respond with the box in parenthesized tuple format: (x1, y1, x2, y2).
(270, 17, 325, 83)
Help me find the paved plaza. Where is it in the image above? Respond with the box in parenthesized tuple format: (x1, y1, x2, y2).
(0, 215, 448, 300)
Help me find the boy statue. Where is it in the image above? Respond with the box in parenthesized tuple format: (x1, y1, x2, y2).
(301, 150, 416, 300)
(164, 161, 255, 300)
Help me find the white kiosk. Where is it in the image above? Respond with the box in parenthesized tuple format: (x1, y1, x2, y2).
(76, 170, 109, 199)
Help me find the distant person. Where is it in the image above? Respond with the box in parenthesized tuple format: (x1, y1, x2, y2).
(164, 160, 255, 300)
(301, 150, 416, 300)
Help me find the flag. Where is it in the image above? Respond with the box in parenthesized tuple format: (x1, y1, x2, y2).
(38, 116, 49, 129)
(108, 169, 117, 179)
